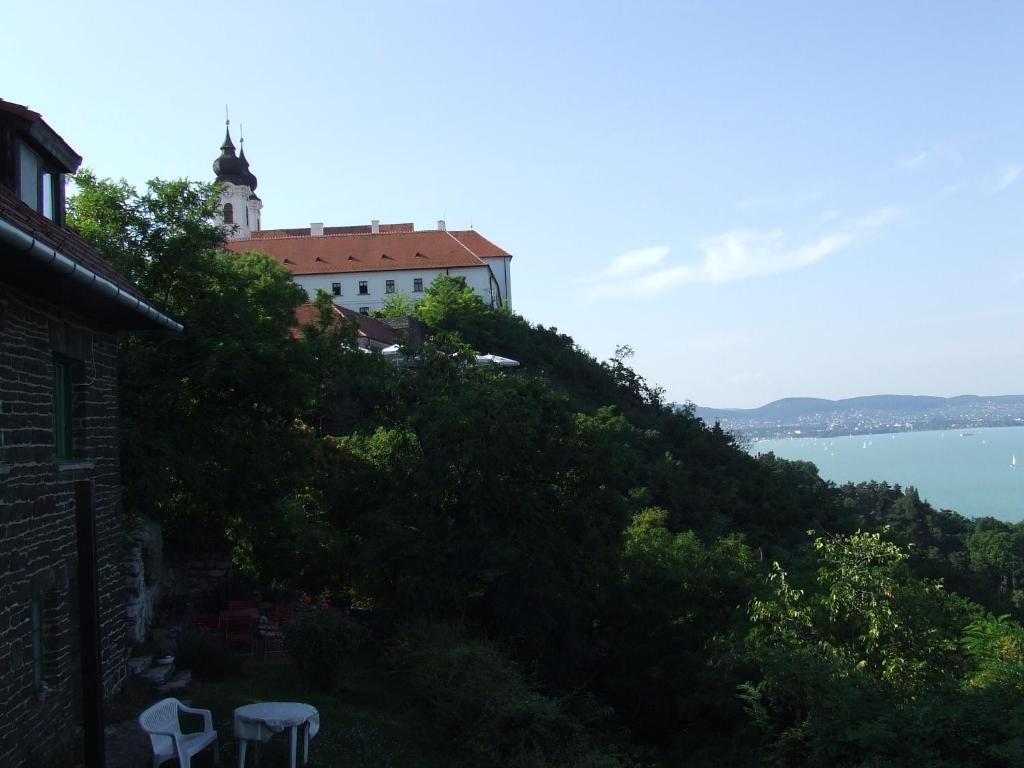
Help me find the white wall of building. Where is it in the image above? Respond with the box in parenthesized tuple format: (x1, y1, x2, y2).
(293, 266, 496, 313)
(482, 256, 512, 309)
(218, 182, 258, 240)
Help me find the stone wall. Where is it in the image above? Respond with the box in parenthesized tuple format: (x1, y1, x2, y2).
(124, 518, 163, 646)
(0, 282, 130, 767)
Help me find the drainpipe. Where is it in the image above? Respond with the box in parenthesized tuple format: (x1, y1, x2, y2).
(0, 217, 183, 333)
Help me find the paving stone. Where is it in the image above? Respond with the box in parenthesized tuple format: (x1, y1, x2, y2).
(103, 720, 152, 768)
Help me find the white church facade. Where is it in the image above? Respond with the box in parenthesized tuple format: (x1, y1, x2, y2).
(212, 124, 512, 313)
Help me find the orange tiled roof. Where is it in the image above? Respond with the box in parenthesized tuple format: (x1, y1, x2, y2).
(227, 228, 509, 275)
(449, 230, 512, 258)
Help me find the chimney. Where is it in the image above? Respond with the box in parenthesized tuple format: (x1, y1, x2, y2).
(311, 222, 324, 237)
(371, 219, 380, 234)
(437, 219, 446, 231)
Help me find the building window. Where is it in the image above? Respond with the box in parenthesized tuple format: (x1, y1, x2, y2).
(331, 282, 342, 296)
(358, 281, 369, 295)
(359, 307, 370, 316)
(41, 173, 54, 220)
(31, 589, 45, 690)
(413, 278, 424, 292)
(385, 280, 395, 294)
(18, 142, 60, 221)
(53, 359, 73, 461)
(223, 203, 234, 224)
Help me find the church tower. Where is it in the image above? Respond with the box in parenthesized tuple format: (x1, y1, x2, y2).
(212, 116, 261, 239)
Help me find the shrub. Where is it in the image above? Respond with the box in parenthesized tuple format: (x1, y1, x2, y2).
(175, 624, 240, 681)
(285, 607, 371, 691)
(389, 621, 630, 768)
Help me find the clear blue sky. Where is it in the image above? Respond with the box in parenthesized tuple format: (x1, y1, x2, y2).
(6, 1, 1023, 407)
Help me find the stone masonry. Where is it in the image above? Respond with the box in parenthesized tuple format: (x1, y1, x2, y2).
(0, 282, 130, 767)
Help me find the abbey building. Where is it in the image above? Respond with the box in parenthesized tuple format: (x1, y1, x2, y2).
(212, 124, 512, 314)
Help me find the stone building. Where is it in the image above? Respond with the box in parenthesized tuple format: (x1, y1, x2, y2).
(0, 99, 180, 767)
(212, 124, 513, 313)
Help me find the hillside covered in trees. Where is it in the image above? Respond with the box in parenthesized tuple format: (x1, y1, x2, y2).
(71, 173, 1024, 767)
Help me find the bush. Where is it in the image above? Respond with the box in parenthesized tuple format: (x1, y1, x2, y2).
(175, 624, 240, 681)
(285, 607, 371, 691)
(389, 621, 631, 768)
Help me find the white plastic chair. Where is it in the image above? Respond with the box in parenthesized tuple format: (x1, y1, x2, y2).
(139, 697, 220, 768)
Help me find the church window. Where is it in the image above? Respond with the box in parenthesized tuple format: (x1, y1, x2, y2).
(358, 281, 369, 295)
(223, 203, 234, 224)
(413, 278, 424, 292)
(385, 280, 395, 294)
(332, 282, 342, 296)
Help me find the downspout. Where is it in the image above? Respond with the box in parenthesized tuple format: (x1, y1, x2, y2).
(484, 263, 503, 308)
(0, 217, 183, 332)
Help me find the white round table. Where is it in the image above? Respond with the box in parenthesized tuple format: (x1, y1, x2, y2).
(234, 702, 319, 768)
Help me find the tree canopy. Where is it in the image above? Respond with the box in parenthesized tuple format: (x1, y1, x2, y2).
(69, 172, 1024, 767)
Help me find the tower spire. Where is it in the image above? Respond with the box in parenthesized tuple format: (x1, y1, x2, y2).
(221, 105, 234, 151)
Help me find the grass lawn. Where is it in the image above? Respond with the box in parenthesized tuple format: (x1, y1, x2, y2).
(185, 656, 448, 768)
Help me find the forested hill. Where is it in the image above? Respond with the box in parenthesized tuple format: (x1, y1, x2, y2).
(694, 393, 1024, 438)
(698, 394, 1024, 419)
(70, 173, 1024, 768)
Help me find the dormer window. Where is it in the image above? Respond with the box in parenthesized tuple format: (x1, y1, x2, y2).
(18, 142, 61, 222)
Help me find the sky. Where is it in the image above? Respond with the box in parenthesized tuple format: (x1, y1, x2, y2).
(5, 1, 1023, 407)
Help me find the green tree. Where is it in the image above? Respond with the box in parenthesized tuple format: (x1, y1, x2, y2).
(414, 274, 495, 338)
(743, 531, 975, 767)
(69, 172, 315, 544)
(373, 290, 416, 318)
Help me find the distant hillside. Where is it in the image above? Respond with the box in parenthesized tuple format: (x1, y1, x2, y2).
(692, 394, 1024, 438)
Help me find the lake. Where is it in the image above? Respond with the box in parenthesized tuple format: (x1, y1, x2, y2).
(749, 425, 1024, 522)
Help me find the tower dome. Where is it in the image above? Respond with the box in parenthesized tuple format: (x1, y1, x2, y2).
(213, 115, 263, 240)
(238, 143, 258, 192)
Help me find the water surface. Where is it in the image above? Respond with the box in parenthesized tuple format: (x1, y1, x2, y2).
(750, 426, 1024, 522)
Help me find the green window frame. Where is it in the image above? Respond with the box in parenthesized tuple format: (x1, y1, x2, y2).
(53, 359, 73, 460)
(31, 589, 45, 689)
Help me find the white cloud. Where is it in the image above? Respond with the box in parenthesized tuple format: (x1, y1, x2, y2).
(599, 246, 670, 278)
(898, 151, 928, 169)
(584, 207, 896, 300)
(998, 163, 1023, 190)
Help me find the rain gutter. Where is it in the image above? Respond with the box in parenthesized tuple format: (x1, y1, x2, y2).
(0, 216, 183, 333)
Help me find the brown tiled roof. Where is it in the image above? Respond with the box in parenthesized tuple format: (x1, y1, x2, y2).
(339, 305, 398, 345)
(0, 184, 147, 301)
(227, 229, 503, 275)
(291, 301, 397, 345)
(250, 223, 414, 239)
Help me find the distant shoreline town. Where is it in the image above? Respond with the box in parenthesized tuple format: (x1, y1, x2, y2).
(690, 394, 1024, 441)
